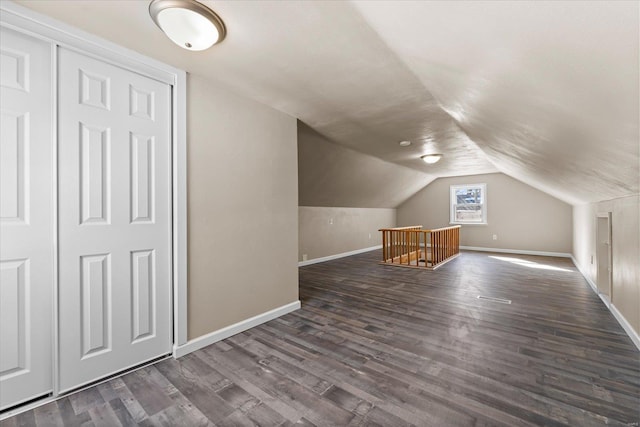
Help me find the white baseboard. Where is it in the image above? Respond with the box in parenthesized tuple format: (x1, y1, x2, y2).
(610, 304, 640, 351)
(570, 255, 640, 352)
(173, 301, 301, 358)
(570, 255, 598, 293)
(460, 246, 571, 258)
(298, 245, 381, 267)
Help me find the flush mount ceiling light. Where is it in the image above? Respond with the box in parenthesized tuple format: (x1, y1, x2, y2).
(399, 140, 411, 147)
(421, 154, 442, 164)
(149, 0, 226, 51)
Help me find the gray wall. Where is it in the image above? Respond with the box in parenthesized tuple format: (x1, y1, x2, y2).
(299, 207, 396, 261)
(298, 122, 433, 208)
(188, 75, 299, 340)
(397, 173, 573, 253)
(573, 195, 639, 337)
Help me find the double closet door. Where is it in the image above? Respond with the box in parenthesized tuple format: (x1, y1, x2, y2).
(1, 27, 173, 409)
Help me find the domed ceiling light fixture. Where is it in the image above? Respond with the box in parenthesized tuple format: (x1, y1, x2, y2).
(149, 0, 226, 51)
(421, 154, 442, 164)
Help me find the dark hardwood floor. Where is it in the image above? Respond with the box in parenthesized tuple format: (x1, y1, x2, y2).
(2, 250, 639, 426)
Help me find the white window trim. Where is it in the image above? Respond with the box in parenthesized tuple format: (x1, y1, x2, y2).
(0, 1, 189, 370)
(450, 183, 488, 225)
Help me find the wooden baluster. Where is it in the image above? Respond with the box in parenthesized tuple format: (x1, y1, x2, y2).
(432, 231, 435, 266)
(447, 228, 450, 259)
(443, 230, 445, 261)
(387, 230, 391, 261)
(444, 229, 447, 260)
(387, 230, 390, 261)
(430, 231, 434, 267)
(391, 231, 395, 263)
(414, 231, 418, 266)
(445, 230, 448, 259)
(434, 231, 437, 266)
(453, 227, 456, 255)
(405, 231, 408, 265)
(394, 231, 398, 263)
(445, 230, 448, 260)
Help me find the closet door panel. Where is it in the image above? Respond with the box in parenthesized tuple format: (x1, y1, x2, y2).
(0, 27, 53, 410)
(58, 48, 172, 393)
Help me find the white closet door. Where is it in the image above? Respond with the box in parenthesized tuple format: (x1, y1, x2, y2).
(0, 27, 53, 410)
(58, 48, 172, 392)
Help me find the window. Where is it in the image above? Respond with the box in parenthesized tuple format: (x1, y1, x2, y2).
(450, 183, 487, 224)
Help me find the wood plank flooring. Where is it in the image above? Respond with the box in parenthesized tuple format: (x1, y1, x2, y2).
(2, 250, 639, 426)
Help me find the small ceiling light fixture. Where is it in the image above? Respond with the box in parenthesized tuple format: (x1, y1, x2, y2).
(149, 0, 226, 51)
(399, 140, 411, 147)
(421, 154, 442, 164)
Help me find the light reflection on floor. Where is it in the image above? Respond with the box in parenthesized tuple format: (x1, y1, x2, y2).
(489, 255, 574, 272)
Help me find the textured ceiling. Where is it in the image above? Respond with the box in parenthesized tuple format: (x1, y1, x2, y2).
(15, 0, 639, 206)
(298, 122, 434, 208)
(351, 1, 639, 205)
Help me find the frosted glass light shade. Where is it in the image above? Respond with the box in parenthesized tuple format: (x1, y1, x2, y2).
(150, 0, 226, 51)
(421, 154, 442, 164)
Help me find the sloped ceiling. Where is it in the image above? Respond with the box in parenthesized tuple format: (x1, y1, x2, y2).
(298, 122, 434, 208)
(15, 0, 639, 206)
(351, 1, 639, 205)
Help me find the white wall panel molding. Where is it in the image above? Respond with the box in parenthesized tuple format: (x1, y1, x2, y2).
(0, 259, 29, 379)
(79, 254, 112, 359)
(131, 249, 156, 343)
(0, 110, 28, 224)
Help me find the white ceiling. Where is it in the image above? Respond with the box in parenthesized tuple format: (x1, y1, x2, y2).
(16, 0, 639, 205)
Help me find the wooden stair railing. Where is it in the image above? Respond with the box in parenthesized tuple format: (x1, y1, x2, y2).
(378, 225, 460, 270)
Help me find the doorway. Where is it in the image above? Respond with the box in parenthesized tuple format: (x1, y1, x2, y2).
(596, 212, 612, 300)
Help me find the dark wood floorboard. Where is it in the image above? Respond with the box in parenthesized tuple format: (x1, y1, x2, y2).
(2, 250, 639, 426)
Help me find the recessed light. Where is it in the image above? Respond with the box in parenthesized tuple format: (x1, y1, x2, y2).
(399, 140, 411, 147)
(421, 154, 442, 164)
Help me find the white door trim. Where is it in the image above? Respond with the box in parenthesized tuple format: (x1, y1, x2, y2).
(595, 211, 612, 299)
(0, 0, 188, 368)
(172, 70, 188, 350)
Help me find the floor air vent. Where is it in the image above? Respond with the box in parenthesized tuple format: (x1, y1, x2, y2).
(477, 295, 512, 304)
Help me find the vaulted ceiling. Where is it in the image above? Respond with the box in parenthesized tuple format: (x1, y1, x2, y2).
(17, 0, 639, 206)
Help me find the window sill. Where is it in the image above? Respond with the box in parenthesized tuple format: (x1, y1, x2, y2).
(449, 222, 488, 226)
